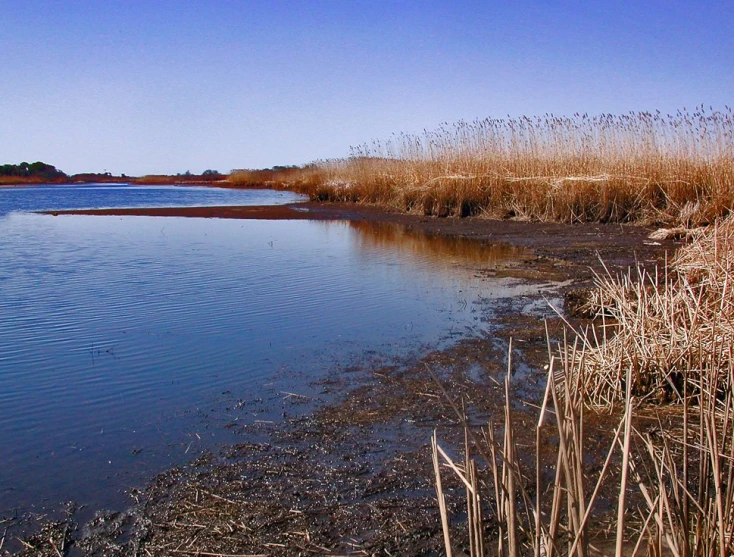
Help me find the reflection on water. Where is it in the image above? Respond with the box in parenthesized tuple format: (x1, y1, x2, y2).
(349, 220, 529, 268)
(0, 187, 538, 523)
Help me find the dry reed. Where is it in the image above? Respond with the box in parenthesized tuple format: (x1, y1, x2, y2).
(235, 106, 734, 225)
(431, 215, 734, 554)
(569, 214, 734, 407)
(431, 334, 733, 555)
(228, 165, 327, 193)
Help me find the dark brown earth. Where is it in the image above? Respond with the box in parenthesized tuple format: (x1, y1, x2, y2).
(12, 203, 679, 556)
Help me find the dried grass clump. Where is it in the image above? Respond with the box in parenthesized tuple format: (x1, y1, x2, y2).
(432, 335, 734, 556)
(247, 107, 734, 225)
(572, 216, 734, 406)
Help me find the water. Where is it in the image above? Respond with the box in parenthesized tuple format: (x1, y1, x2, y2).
(0, 182, 302, 217)
(0, 184, 531, 519)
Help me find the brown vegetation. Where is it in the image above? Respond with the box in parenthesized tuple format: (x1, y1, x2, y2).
(236, 107, 734, 225)
(434, 217, 734, 555)
(0, 176, 65, 185)
(133, 171, 225, 185)
(434, 333, 734, 556)
(571, 216, 734, 407)
(229, 165, 323, 190)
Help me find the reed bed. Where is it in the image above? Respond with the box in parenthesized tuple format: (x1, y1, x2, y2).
(239, 107, 734, 225)
(229, 165, 326, 191)
(570, 214, 734, 407)
(431, 216, 734, 554)
(432, 334, 734, 556)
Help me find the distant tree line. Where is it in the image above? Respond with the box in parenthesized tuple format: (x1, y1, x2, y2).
(168, 169, 225, 181)
(231, 165, 300, 174)
(1, 161, 227, 184)
(0, 161, 67, 181)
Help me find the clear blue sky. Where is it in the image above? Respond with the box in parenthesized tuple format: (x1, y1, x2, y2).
(2, 1, 732, 176)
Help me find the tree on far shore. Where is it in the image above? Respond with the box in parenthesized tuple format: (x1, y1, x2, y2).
(0, 161, 67, 181)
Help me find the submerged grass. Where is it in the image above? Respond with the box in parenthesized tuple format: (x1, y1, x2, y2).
(233, 106, 734, 225)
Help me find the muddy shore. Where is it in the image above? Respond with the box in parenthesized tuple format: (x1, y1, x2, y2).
(14, 203, 678, 556)
(46, 201, 673, 275)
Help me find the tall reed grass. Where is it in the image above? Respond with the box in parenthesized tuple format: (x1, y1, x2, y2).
(229, 165, 326, 191)
(237, 107, 733, 224)
(431, 217, 734, 555)
(432, 335, 733, 556)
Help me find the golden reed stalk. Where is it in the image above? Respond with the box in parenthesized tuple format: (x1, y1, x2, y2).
(232, 106, 733, 225)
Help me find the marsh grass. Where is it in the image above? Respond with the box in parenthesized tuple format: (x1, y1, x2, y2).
(432, 337, 733, 556)
(229, 165, 327, 192)
(240, 107, 734, 225)
(569, 215, 734, 407)
(431, 218, 734, 555)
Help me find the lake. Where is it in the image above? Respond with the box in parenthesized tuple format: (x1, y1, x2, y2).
(0, 184, 535, 520)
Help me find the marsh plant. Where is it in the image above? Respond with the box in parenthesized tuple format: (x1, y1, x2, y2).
(433, 345, 733, 556)
(571, 215, 734, 407)
(432, 219, 734, 556)
(235, 107, 734, 225)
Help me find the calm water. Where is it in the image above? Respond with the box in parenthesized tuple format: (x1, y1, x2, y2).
(0, 184, 533, 519)
(0, 182, 302, 217)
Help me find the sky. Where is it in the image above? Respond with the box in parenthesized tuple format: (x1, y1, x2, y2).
(1, 1, 732, 176)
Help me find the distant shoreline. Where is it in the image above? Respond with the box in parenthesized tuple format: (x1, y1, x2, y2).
(41, 202, 353, 220)
(0, 176, 230, 187)
(41, 201, 676, 265)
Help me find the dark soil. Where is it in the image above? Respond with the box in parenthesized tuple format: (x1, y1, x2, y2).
(11, 203, 679, 556)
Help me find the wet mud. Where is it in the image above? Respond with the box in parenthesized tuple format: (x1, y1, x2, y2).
(11, 204, 679, 556)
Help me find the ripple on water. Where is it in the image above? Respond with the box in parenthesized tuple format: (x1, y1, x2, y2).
(0, 189, 536, 518)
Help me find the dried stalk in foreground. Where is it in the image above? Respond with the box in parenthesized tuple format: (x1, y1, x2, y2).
(431, 331, 733, 555)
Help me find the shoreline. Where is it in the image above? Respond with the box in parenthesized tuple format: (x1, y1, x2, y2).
(46, 201, 676, 274)
(12, 203, 678, 555)
(0, 179, 230, 187)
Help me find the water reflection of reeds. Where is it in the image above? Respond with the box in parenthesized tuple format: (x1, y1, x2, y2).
(348, 220, 529, 268)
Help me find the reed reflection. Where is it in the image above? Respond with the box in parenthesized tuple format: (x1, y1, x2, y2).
(347, 220, 529, 270)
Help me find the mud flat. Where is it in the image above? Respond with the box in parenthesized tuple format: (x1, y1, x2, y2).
(15, 204, 677, 556)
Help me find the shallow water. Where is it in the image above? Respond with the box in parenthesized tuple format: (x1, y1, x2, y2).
(0, 185, 534, 518)
(0, 182, 301, 216)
